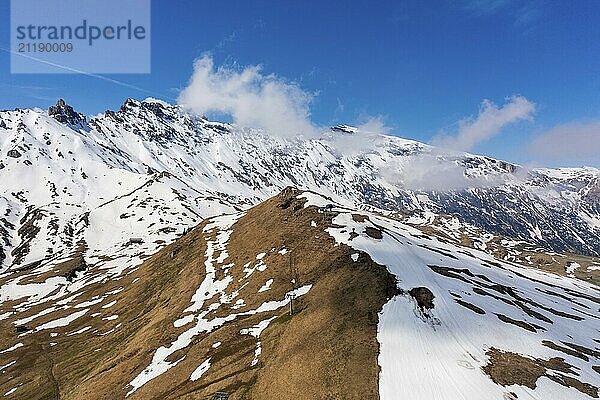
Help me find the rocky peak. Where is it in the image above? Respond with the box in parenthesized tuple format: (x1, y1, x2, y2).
(331, 124, 358, 134)
(119, 98, 140, 113)
(118, 98, 177, 121)
(48, 99, 87, 127)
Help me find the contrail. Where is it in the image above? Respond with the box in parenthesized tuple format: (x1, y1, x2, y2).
(0, 46, 177, 101)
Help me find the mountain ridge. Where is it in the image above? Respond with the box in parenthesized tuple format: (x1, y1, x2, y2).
(1, 98, 599, 275)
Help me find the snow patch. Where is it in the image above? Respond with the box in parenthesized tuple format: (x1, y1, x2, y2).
(240, 316, 278, 367)
(0, 343, 23, 354)
(190, 358, 211, 381)
(174, 314, 195, 328)
(565, 262, 580, 275)
(258, 279, 274, 293)
(101, 300, 117, 309)
(34, 309, 88, 332)
(0, 361, 16, 372)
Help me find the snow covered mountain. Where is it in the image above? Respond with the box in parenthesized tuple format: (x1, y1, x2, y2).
(0, 99, 599, 399)
(1, 98, 599, 274)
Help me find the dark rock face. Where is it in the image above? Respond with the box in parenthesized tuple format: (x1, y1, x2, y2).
(331, 124, 357, 134)
(48, 99, 87, 126)
(365, 226, 383, 240)
(119, 98, 139, 113)
(7, 149, 21, 158)
(409, 287, 435, 310)
(429, 186, 600, 257)
(65, 260, 87, 282)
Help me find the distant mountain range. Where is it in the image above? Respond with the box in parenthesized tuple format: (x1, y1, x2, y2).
(1, 98, 599, 272)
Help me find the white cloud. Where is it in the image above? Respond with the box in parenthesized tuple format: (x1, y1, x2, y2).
(382, 153, 506, 192)
(326, 116, 393, 157)
(401, 156, 475, 191)
(432, 95, 535, 151)
(529, 121, 600, 166)
(178, 55, 319, 137)
(356, 116, 392, 136)
(335, 97, 344, 114)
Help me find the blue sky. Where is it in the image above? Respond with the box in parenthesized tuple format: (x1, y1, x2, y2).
(1, 0, 599, 166)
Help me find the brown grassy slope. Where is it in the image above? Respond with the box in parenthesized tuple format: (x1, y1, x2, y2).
(0, 188, 397, 400)
(0, 217, 212, 400)
(228, 189, 397, 400)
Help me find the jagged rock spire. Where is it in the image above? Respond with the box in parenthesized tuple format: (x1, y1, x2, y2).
(48, 99, 87, 127)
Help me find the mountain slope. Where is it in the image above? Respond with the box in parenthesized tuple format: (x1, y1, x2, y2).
(0, 189, 598, 399)
(0, 189, 397, 399)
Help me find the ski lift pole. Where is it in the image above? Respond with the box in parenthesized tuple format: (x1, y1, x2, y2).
(285, 291, 297, 316)
(287, 252, 297, 315)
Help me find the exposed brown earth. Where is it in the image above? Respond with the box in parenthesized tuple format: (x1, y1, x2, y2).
(483, 348, 599, 398)
(454, 299, 486, 314)
(408, 287, 435, 310)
